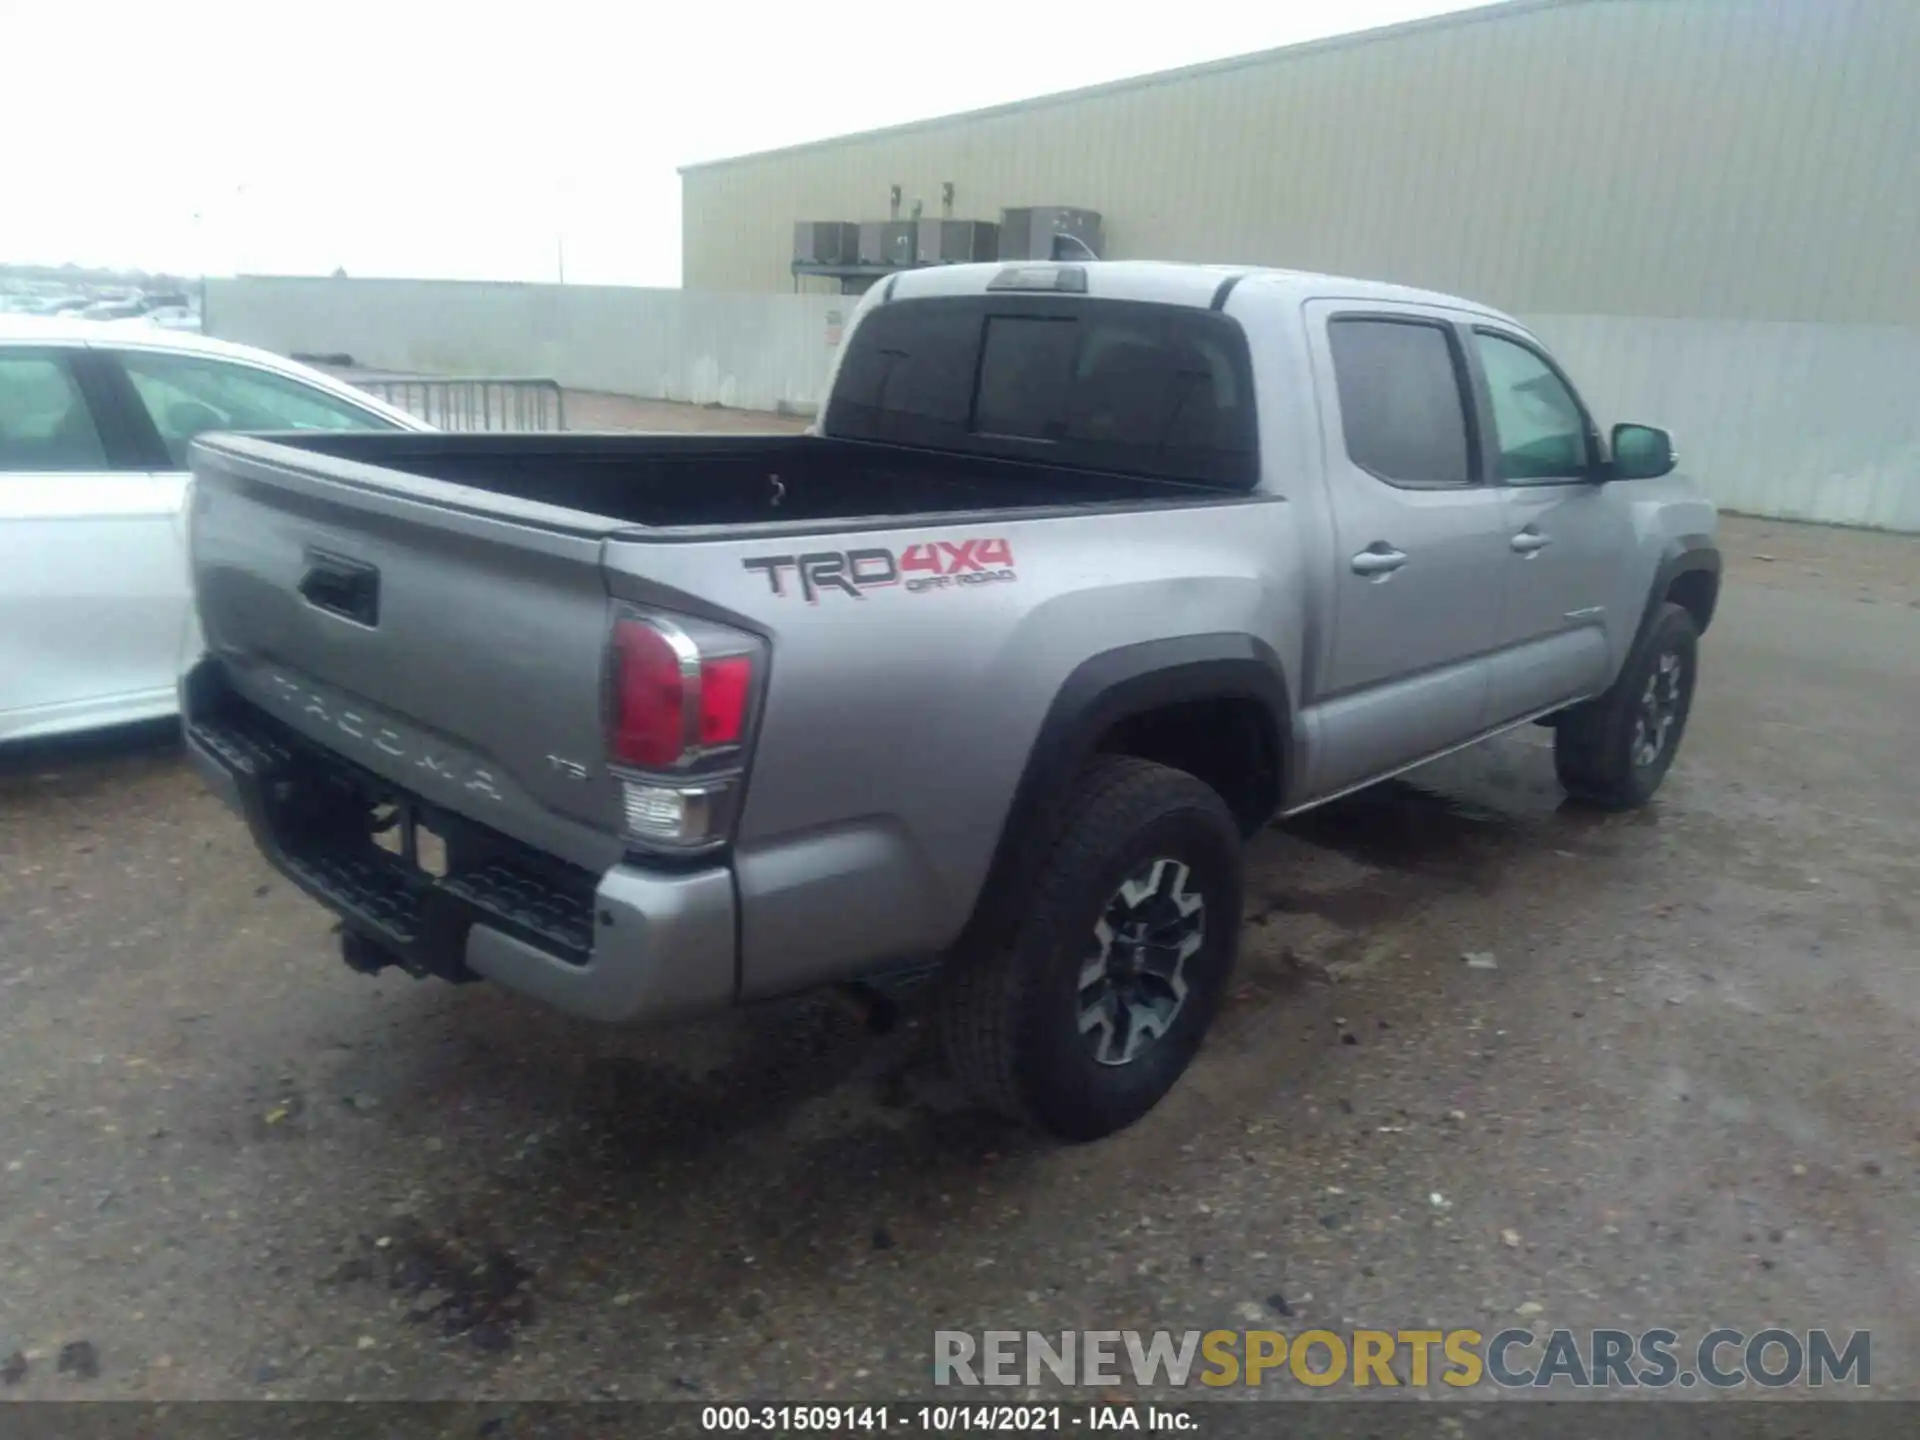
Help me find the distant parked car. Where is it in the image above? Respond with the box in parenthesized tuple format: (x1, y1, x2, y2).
(0, 316, 429, 743)
(131, 304, 202, 333)
(79, 299, 148, 321)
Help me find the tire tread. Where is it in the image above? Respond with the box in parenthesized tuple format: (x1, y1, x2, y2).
(1555, 601, 1698, 809)
(939, 755, 1235, 1134)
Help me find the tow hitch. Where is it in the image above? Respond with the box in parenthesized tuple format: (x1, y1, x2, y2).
(339, 926, 405, 977)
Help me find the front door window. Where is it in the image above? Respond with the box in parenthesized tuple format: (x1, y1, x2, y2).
(1472, 332, 1591, 482)
(117, 352, 398, 467)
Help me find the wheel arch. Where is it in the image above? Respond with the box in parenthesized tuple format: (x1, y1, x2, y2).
(1642, 534, 1722, 643)
(955, 633, 1292, 954)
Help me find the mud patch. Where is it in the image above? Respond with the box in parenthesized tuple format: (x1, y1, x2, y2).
(553, 999, 876, 1163)
(1278, 778, 1525, 890)
(333, 1218, 535, 1352)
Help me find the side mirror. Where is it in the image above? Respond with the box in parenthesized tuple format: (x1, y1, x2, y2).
(1608, 423, 1677, 481)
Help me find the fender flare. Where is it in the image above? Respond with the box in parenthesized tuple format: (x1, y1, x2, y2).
(1536, 533, 1721, 728)
(955, 633, 1292, 952)
(1637, 533, 1722, 647)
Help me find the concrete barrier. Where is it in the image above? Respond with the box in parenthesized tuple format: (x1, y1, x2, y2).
(206, 277, 851, 417)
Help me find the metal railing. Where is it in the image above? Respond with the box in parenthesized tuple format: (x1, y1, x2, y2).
(352, 376, 567, 432)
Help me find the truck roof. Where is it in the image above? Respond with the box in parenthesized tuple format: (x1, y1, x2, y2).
(884, 260, 1521, 328)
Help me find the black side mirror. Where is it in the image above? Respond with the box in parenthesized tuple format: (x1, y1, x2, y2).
(1608, 423, 1677, 481)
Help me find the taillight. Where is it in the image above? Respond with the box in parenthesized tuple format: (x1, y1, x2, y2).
(611, 619, 690, 768)
(607, 609, 762, 852)
(697, 656, 752, 749)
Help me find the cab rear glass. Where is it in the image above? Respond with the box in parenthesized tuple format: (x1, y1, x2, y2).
(825, 295, 1259, 489)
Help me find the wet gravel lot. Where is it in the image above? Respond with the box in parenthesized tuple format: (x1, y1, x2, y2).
(1, 513, 1915, 1403)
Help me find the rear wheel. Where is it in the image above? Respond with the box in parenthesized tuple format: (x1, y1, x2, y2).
(1555, 601, 1700, 809)
(938, 756, 1243, 1141)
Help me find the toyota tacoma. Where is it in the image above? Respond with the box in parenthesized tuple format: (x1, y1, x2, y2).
(180, 261, 1720, 1140)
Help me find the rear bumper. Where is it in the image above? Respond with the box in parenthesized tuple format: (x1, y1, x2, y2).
(182, 673, 736, 1024)
(462, 864, 735, 1022)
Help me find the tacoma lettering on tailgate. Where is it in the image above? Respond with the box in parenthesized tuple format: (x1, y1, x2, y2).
(263, 671, 505, 803)
(742, 539, 1017, 602)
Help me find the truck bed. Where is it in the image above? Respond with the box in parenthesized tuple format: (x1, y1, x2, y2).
(181, 282, 1273, 948)
(184, 422, 1268, 884)
(270, 431, 1214, 530)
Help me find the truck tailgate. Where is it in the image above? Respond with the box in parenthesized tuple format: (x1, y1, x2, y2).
(187, 435, 627, 873)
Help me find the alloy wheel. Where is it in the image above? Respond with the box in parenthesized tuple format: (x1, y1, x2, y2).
(1076, 858, 1207, 1067)
(1633, 647, 1687, 768)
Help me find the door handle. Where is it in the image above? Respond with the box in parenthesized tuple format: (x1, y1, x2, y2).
(1350, 545, 1408, 577)
(1511, 530, 1552, 554)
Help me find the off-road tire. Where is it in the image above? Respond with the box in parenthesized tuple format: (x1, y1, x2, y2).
(1554, 601, 1700, 809)
(937, 756, 1243, 1142)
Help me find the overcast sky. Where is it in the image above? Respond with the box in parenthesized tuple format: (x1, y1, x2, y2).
(5, 0, 1491, 286)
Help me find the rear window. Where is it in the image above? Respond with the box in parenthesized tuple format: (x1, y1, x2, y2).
(825, 295, 1259, 488)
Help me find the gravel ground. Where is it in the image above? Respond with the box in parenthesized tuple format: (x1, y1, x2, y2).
(0, 496, 1914, 1404)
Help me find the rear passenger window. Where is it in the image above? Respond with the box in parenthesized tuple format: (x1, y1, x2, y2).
(0, 352, 108, 472)
(1327, 319, 1473, 488)
(828, 296, 1258, 488)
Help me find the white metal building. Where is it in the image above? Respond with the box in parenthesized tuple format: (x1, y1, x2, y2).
(681, 0, 1920, 527)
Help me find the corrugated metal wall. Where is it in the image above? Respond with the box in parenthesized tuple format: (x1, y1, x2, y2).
(676, 0, 1920, 528)
(1529, 315, 1920, 530)
(682, 0, 1920, 324)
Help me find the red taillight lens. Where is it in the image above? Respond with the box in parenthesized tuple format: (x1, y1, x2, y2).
(611, 616, 755, 769)
(612, 618, 688, 768)
(698, 656, 752, 748)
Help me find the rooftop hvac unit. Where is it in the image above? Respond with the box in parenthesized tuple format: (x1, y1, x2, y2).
(857, 221, 918, 267)
(915, 219, 999, 265)
(793, 222, 861, 266)
(999, 207, 1105, 261)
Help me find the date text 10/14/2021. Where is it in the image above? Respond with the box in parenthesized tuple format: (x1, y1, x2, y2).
(702, 1405, 1191, 1432)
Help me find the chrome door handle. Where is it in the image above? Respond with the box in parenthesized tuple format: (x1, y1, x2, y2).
(1511, 530, 1552, 554)
(1351, 546, 1408, 577)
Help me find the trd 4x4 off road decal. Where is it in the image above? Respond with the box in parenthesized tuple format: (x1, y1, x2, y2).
(743, 539, 1017, 602)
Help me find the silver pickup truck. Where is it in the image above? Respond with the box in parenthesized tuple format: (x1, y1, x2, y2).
(181, 261, 1719, 1140)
